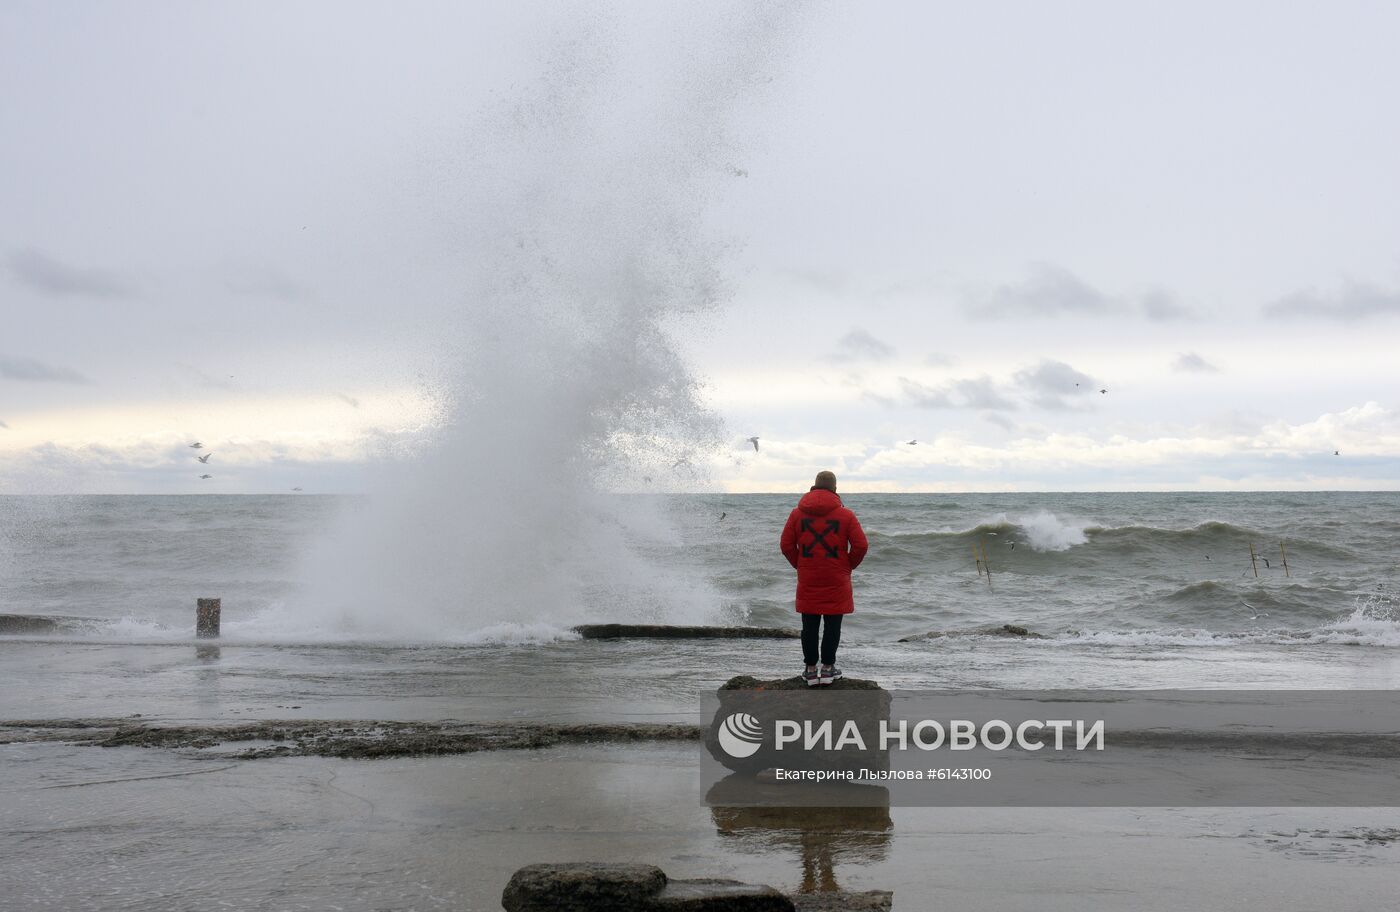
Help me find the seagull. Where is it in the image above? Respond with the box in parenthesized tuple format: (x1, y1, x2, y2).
(189, 442, 203, 449)
(906, 439, 918, 445)
(1240, 601, 1268, 619)
(1099, 389, 1108, 395)
(292, 487, 302, 492)
(746, 436, 760, 452)
(1334, 450, 1340, 456)
(199, 474, 213, 480)
(196, 453, 212, 464)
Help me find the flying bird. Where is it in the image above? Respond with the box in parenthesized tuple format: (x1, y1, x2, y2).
(1334, 450, 1340, 456)
(1240, 601, 1268, 619)
(199, 474, 213, 480)
(719, 512, 727, 521)
(196, 453, 212, 464)
(906, 439, 918, 445)
(746, 436, 760, 452)
(189, 442, 203, 449)
(292, 487, 302, 492)
(1099, 389, 1108, 395)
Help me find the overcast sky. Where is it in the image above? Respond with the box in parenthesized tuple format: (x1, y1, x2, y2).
(2, 1, 1398, 493)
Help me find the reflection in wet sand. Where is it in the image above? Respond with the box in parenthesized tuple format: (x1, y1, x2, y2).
(708, 776, 892, 895)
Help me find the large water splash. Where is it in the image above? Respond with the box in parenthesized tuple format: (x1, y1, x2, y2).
(284, 4, 804, 641)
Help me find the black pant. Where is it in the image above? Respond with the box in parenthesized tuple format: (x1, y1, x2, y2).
(801, 613, 843, 667)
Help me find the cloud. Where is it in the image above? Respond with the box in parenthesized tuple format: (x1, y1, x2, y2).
(1264, 282, 1400, 320)
(900, 372, 1023, 412)
(7, 248, 135, 298)
(981, 413, 1017, 432)
(336, 393, 362, 408)
(899, 377, 953, 409)
(1141, 290, 1194, 321)
(954, 376, 1017, 410)
(0, 356, 92, 384)
(924, 352, 955, 367)
(976, 263, 1113, 319)
(832, 328, 895, 362)
(971, 264, 1189, 322)
(1012, 359, 1097, 410)
(0, 420, 8, 429)
(1172, 352, 1219, 373)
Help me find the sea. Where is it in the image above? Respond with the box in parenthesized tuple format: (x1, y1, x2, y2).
(2, 492, 1398, 722)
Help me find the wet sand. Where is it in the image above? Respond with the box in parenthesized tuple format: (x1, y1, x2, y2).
(3, 740, 1398, 911)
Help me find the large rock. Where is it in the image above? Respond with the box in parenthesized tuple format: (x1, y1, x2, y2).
(502, 862, 667, 911)
(652, 878, 794, 911)
(501, 864, 795, 912)
(574, 624, 799, 640)
(706, 675, 891, 776)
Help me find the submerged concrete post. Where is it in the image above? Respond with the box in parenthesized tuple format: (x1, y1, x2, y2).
(196, 598, 221, 638)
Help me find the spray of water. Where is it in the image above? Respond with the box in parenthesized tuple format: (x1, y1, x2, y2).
(280, 4, 805, 641)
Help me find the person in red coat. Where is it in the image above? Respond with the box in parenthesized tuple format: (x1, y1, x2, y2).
(780, 470, 869, 686)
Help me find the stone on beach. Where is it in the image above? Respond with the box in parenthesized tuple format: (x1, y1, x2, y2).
(502, 862, 668, 911)
(501, 862, 794, 912)
(707, 675, 891, 776)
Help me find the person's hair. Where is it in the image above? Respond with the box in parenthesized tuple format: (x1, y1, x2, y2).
(813, 470, 837, 492)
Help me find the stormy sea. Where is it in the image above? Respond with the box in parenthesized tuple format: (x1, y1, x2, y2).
(3, 492, 1400, 910)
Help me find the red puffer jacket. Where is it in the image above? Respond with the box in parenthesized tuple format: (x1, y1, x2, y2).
(779, 488, 869, 615)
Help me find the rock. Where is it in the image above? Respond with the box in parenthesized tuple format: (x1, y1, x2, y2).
(651, 878, 794, 911)
(574, 624, 800, 640)
(898, 623, 1047, 642)
(719, 675, 883, 691)
(0, 613, 66, 636)
(502, 863, 667, 911)
(790, 891, 893, 912)
(707, 675, 891, 776)
(501, 864, 797, 912)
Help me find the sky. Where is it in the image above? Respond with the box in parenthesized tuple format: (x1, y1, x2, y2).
(2, 1, 1398, 493)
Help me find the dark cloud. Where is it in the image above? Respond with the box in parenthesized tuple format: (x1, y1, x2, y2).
(1172, 352, 1219, 373)
(1141, 290, 1194, 321)
(955, 376, 1017, 411)
(973, 265, 1189, 323)
(901, 374, 1018, 411)
(899, 377, 953, 409)
(0, 356, 92, 384)
(7, 249, 135, 298)
(1264, 282, 1400, 320)
(832, 328, 895, 362)
(1012, 359, 1097, 410)
(977, 264, 1113, 319)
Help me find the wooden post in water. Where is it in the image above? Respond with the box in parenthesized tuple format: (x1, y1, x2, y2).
(196, 598, 221, 638)
(1248, 543, 1259, 578)
(973, 545, 984, 578)
(981, 537, 993, 589)
(1280, 541, 1290, 578)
